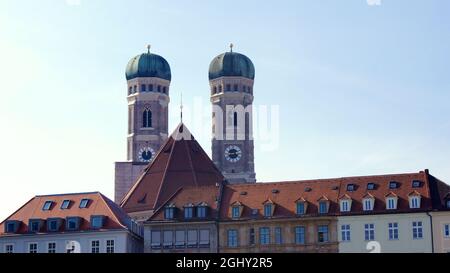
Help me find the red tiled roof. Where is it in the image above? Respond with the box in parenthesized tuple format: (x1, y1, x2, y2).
(0, 192, 132, 235)
(148, 185, 221, 221)
(219, 171, 441, 220)
(120, 123, 225, 214)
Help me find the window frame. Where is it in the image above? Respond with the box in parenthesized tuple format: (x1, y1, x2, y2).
(42, 201, 53, 211)
(105, 239, 115, 253)
(388, 222, 399, 240)
(60, 200, 71, 210)
(296, 202, 306, 215)
(319, 201, 328, 214)
(151, 230, 162, 249)
(79, 199, 90, 209)
(4, 244, 14, 253)
(364, 223, 375, 241)
(259, 227, 271, 245)
(90, 215, 105, 229)
(227, 229, 238, 248)
(317, 225, 329, 243)
(66, 217, 80, 231)
(412, 221, 423, 240)
(28, 242, 38, 253)
(295, 226, 306, 245)
(341, 224, 351, 242)
(47, 242, 57, 253)
(444, 224, 450, 238)
(274, 227, 282, 244)
(231, 206, 240, 219)
(263, 203, 273, 218)
(91, 240, 100, 253)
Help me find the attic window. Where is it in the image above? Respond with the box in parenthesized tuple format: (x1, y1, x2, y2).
(251, 209, 259, 216)
(332, 186, 339, 190)
(412, 180, 422, 188)
(272, 189, 279, 194)
(42, 201, 53, 211)
(5, 220, 20, 233)
(29, 219, 43, 233)
(66, 217, 81, 231)
(91, 215, 105, 229)
(47, 218, 62, 232)
(79, 199, 90, 208)
(389, 181, 398, 189)
(240, 191, 247, 196)
(197, 205, 207, 218)
(347, 184, 355, 192)
(61, 200, 71, 210)
(305, 187, 312, 192)
(232, 206, 240, 219)
(367, 183, 375, 190)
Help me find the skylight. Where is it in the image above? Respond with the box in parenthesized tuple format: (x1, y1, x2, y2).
(79, 199, 90, 208)
(42, 201, 53, 211)
(61, 200, 71, 210)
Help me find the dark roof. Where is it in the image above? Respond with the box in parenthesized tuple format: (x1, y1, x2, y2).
(125, 52, 171, 81)
(0, 192, 133, 236)
(120, 123, 225, 214)
(209, 51, 255, 80)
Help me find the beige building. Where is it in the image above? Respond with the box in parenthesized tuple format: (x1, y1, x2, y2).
(430, 211, 450, 253)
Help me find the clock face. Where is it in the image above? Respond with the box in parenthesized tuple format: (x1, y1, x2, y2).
(225, 145, 242, 163)
(138, 147, 155, 163)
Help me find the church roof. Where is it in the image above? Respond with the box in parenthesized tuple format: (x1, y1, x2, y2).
(120, 123, 225, 214)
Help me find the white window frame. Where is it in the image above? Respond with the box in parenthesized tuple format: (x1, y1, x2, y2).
(364, 223, 375, 241)
(105, 239, 115, 253)
(28, 242, 38, 253)
(444, 224, 450, 238)
(340, 200, 351, 212)
(4, 243, 14, 253)
(47, 241, 57, 253)
(388, 222, 399, 240)
(341, 224, 351, 242)
(412, 221, 423, 240)
(386, 197, 397, 210)
(363, 198, 374, 211)
(409, 196, 421, 209)
(90, 239, 101, 253)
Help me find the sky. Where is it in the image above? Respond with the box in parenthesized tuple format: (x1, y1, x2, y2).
(0, 0, 449, 221)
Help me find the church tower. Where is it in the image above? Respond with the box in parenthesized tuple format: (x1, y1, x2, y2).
(209, 44, 256, 184)
(114, 46, 171, 203)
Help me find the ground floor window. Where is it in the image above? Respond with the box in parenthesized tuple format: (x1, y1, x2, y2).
(106, 240, 115, 253)
(91, 240, 100, 253)
(29, 243, 38, 253)
(47, 242, 56, 253)
(5, 244, 14, 253)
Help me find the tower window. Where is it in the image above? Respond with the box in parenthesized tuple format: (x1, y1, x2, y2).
(233, 112, 238, 127)
(213, 86, 217, 94)
(141, 84, 146, 92)
(128, 86, 132, 95)
(149, 84, 154, 91)
(134, 85, 137, 93)
(219, 85, 222, 93)
(143, 109, 152, 128)
(163, 86, 167, 94)
(234, 84, 238, 91)
(157, 85, 161, 92)
(247, 86, 251, 92)
(242, 85, 246, 92)
(226, 84, 231, 91)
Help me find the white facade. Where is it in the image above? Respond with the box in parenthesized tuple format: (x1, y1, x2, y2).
(0, 230, 142, 253)
(338, 213, 433, 253)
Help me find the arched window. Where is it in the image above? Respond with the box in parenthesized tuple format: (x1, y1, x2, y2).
(233, 112, 238, 127)
(163, 86, 167, 94)
(213, 86, 217, 94)
(234, 84, 238, 91)
(134, 85, 137, 93)
(157, 85, 161, 92)
(128, 86, 132, 95)
(149, 84, 154, 91)
(141, 84, 146, 92)
(143, 109, 152, 128)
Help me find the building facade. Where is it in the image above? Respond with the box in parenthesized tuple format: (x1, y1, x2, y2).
(0, 192, 143, 253)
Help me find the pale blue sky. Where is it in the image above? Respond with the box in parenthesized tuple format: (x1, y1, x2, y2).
(0, 0, 449, 220)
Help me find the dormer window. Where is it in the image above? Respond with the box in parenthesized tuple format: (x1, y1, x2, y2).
(408, 192, 421, 209)
(66, 217, 81, 231)
(389, 181, 398, 189)
(367, 183, 375, 190)
(29, 219, 43, 233)
(447, 200, 450, 209)
(79, 199, 90, 209)
(5, 220, 20, 233)
(184, 205, 194, 219)
(412, 180, 422, 188)
(164, 205, 176, 220)
(232, 206, 240, 219)
(47, 218, 62, 232)
(60, 200, 71, 210)
(264, 203, 273, 217)
(363, 197, 374, 211)
(340, 197, 352, 213)
(91, 215, 105, 229)
(296, 199, 307, 215)
(42, 201, 53, 211)
(196, 204, 207, 218)
(386, 195, 398, 210)
(346, 184, 355, 192)
(319, 201, 328, 214)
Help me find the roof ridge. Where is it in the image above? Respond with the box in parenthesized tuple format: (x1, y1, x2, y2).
(35, 191, 100, 198)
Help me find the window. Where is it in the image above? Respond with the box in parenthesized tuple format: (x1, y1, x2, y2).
(5, 244, 14, 253)
(233, 112, 238, 127)
(260, 227, 270, 245)
(141, 84, 146, 92)
(412, 180, 421, 188)
(66, 217, 80, 231)
(233, 84, 238, 91)
(184, 207, 193, 219)
(389, 181, 398, 189)
(163, 86, 167, 94)
(364, 223, 375, 241)
(412, 221, 423, 239)
(5, 221, 19, 233)
(318, 225, 329, 243)
(164, 207, 175, 219)
(386, 198, 397, 210)
(347, 184, 355, 192)
(227, 229, 238, 247)
(264, 203, 273, 217)
(218, 85, 222, 92)
(42, 201, 53, 211)
(91, 216, 104, 229)
(340, 200, 351, 212)
(444, 224, 450, 238)
(157, 85, 161, 92)
(175, 230, 185, 248)
(106, 240, 115, 253)
(275, 227, 282, 244)
(410, 196, 421, 209)
(367, 183, 375, 190)
(363, 198, 373, 211)
(47, 242, 56, 253)
(295, 226, 305, 244)
(213, 86, 217, 94)
(47, 219, 60, 232)
(388, 223, 399, 240)
(187, 230, 198, 247)
(133, 85, 137, 93)
(242, 85, 246, 92)
(149, 84, 154, 91)
(319, 201, 328, 214)
(61, 200, 71, 209)
(249, 228, 255, 246)
(447, 200, 450, 209)
(197, 206, 207, 218)
(91, 240, 100, 253)
(128, 86, 132, 95)
(341, 225, 351, 242)
(199, 230, 210, 247)
(226, 84, 231, 91)
(296, 202, 306, 215)
(29, 243, 38, 253)
(151, 231, 161, 249)
(232, 206, 240, 219)
(79, 199, 89, 208)
(29, 219, 41, 233)
(142, 109, 152, 128)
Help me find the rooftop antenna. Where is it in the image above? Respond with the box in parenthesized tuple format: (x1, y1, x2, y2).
(180, 91, 183, 123)
(230, 43, 234, 52)
(147, 44, 151, 54)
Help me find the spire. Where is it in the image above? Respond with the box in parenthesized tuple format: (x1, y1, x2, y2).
(146, 44, 151, 54)
(180, 91, 183, 123)
(230, 43, 234, 52)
